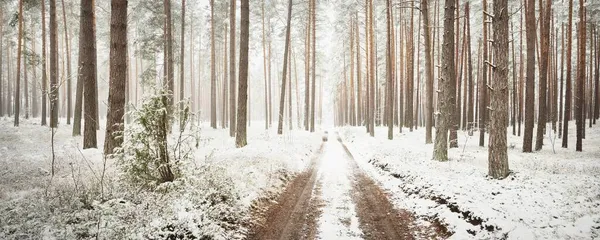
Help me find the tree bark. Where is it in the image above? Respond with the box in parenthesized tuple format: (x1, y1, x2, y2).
(229, 0, 237, 136)
(466, 2, 474, 134)
(236, 0, 249, 147)
(14, 0, 23, 126)
(488, 0, 510, 179)
(433, 0, 455, 161)
(479, 0, 489, 147)
(61, 0, 72, 125)
(535, 0, 551, 151)
(210, 0, 217, 129)
(80, 0, 97, 148)
(0, 8, 3, 117)
(575, 0, 585, 152)
(523, 0, 536, 152)
(50, 0, 59, 128)
(562, 0, 573, 148)
(164, 0, 174, 121)
(179, 0, 186, 129)
(386, 0, 394, 139)
(104, 0, 128, 155)
(277, 0, 293, 135)
(73, 1, 85, 136)
(423, 0, 433, 143)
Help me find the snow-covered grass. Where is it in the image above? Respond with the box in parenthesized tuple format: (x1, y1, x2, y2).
(0, 117, 321, 239)
(340, 123, 600, 240)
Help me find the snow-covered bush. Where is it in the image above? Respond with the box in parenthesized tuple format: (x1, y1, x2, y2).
(115, 92, 198, 189)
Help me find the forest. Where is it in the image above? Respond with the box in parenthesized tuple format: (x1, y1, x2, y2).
(0, 0, 599, 239)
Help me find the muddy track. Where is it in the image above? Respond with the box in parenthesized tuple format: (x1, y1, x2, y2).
(246, 144, 324, 240)
(339, 136, 450, 240)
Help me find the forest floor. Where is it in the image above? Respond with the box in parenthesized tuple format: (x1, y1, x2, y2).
(340, 123, 600, 239)
(1, 117, 599, 240)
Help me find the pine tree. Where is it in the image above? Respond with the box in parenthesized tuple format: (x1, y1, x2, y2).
(277, 0, 293, 135)
(14, 0, 24, 127)
(80, 0, 98, 149)
(433, 0, 455, 161)
(104, 0, 128, 155)
(422, 0, 434, 144)
(488, 0, 510, 179)
(535, 0, 552, 151)
(575, 0, 586, 152)
(236, 0, 250, 147)
(210, 0, 217, 129)
(523, 0, 536, 152)
(49, 0, 59, 128)
(229, 0, 237, 136)
(562, 0, 574, 148)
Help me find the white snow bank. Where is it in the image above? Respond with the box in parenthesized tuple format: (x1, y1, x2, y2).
(340, 123, 600, 240)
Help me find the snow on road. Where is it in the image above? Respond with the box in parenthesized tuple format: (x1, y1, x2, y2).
(315, 133, 363, 239)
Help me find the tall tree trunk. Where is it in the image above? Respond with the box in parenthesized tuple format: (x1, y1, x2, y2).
(277, 0, 293, 135)
(433, 0, 455, 161)
(310, 0, 317, 132)
(25, 31, 29, 119)
(447, 0, 460, 148)
(575, 0, 585, 152)
(386, 0, 394, 139)
(262, 0, 268, 130)
(350, 18, 356, 126)
(523, 0, 536, 152)
(0, 8, 3, 117)
(368, 0, 375, 136)
(80, 0, 97, 148)
(179, 0, 186, 129)
(229, 0, 237, 136)
(164, 0, 174, 120)
(294, 49, 301, 127)
(594, 26, 600, 124)
(210, 0, 217, 128)
(466, 2, 474, 133)
(479, 0, 489, 147)
(559, 24, 564, 137)
(303, 4, 310, 130)
(562, 0, 573, 148)
(73, 3, 85, 135)
(535, 0, 551, 151)
(8, 42, 12, 117)
(405, 7, 414, 132)
(31, 21, 39, 118)
(236, 0, 250, 147)
(488, 0, 510, 179)
(288, 45, 293, 130)
(49, 0, 59, 128)
(14, 0, 23, 126)
(449, 0, 459, 148)
(511, 23, 517, 136)
(222, 28, 228, 129)
(356, 12, 362, 127)
(423, 0, 433, 143)
(61, 0, 72, 125)
(104, 0, 128, 155)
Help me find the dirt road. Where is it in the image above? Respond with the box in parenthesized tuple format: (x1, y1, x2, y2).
(248, 132, 450, 240)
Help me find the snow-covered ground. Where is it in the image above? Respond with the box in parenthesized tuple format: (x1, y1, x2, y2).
(340, 123, 600, 240)
(315, 137, 363, 239)
(0, 117, 321, 239)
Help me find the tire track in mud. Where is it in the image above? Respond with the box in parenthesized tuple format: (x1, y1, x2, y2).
(246, 144, 324, 240)
(338, 134, 451, 240)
